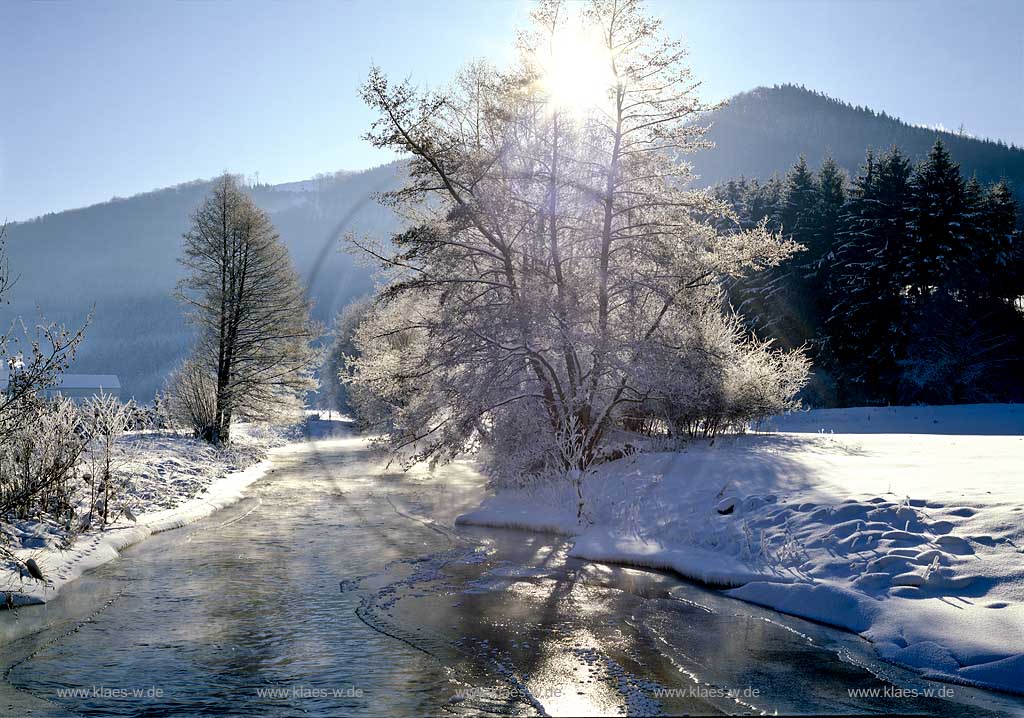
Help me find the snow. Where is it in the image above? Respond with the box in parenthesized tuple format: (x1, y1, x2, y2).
(458, 404, 1024, 696)
(1, 423, 300, 607)
(758, 402, 1024, 435)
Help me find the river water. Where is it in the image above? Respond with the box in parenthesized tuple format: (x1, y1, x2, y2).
(2, 429, 1022, 717)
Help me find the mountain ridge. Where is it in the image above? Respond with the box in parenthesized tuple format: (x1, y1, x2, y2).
(4, 85, 1022, 400)
(694, 84, 1024, 200)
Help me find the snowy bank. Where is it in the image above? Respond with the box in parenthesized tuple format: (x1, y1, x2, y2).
(1, 424, 298, 607)
(458, 404, 1024, 695)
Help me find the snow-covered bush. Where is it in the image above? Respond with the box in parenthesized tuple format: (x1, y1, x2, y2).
(81, 392, 136, 527)
(720, 334, 809, 433)
(0, 398, 86, 521)
(634, 291, 809, 439)
(164, 358, 219, 440)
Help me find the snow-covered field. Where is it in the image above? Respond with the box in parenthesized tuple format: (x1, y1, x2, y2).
(0, 423, 298, 607)
(458, 404, 1024, 695)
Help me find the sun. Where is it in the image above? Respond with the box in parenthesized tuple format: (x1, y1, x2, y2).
(537, 25, 616, 117)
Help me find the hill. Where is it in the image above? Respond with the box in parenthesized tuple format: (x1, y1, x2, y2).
(4, 85, 1022, 401)
(1, 163, 404, 400)
(694, 84, 1024, 204)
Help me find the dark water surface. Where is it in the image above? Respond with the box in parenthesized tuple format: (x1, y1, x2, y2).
(2, 431, 1022, 717)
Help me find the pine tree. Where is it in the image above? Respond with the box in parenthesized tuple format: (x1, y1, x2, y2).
(980, 180, 1020, 300)
(907, 139, 965, 299)
(825, 148, 913, 403)
(813, 157, 847, 266)
(721, 142, 1023, 406)
(958, 175, 987, 297)
(766, 157, 822, 350)
(780, 156, 817, 240)
(730, 157, 844, 367)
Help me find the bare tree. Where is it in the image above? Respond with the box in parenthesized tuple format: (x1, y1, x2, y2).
(175, 174, 319, 444)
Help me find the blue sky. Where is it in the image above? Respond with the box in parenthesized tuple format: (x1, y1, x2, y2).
(2, 0, 1022, 221)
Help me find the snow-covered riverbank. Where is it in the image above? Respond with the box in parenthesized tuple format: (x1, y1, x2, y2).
(458, 404, 1024, 695)
(1, 424, 299, 607)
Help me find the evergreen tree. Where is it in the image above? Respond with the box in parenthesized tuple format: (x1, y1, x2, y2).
(769, 156, 823, 350)
(743, 177, 783, 231)
(958, 175, 988, 297)
(720, 141, 1023, 406)
(780, 156, 817, 241)
(813, 156, 847, 267)
(980, 181, 1021, 300)
(907, 139, 965, 299)
(796, 156, 848, 401)
(825, 148, 913, 404)
(729, 157, 845, 387)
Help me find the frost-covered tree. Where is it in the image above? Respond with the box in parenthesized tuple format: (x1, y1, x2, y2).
(175, 174, 319, 444)
(82, 392, 135, 527)
(320, 295, 373, 419)
(347, 0, 804, 482)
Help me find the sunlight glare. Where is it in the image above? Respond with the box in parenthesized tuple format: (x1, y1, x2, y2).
(538, 25, 615, 117)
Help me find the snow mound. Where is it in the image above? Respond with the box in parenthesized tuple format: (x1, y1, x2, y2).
(459, 404, 1024, 695)
(759, 403, 1024, 435)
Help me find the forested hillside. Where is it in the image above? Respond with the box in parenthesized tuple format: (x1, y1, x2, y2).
(1, 163, 403, 399)
(719, 141, 1023, 406)
(5, 85, 1022, 403)
(695, 85, 1024, 206)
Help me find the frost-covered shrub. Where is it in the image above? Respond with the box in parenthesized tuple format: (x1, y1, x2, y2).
(82, 393, 135, 526)
(164, 358, 218, 440)
(638, 293, 809, 439)
(721, 336, 810, 430)
(0, 398, 86, 520)
(481, 399, 564, 488)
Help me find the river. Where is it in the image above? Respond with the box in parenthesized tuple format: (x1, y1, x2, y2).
(2, 429, 1022, 717)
